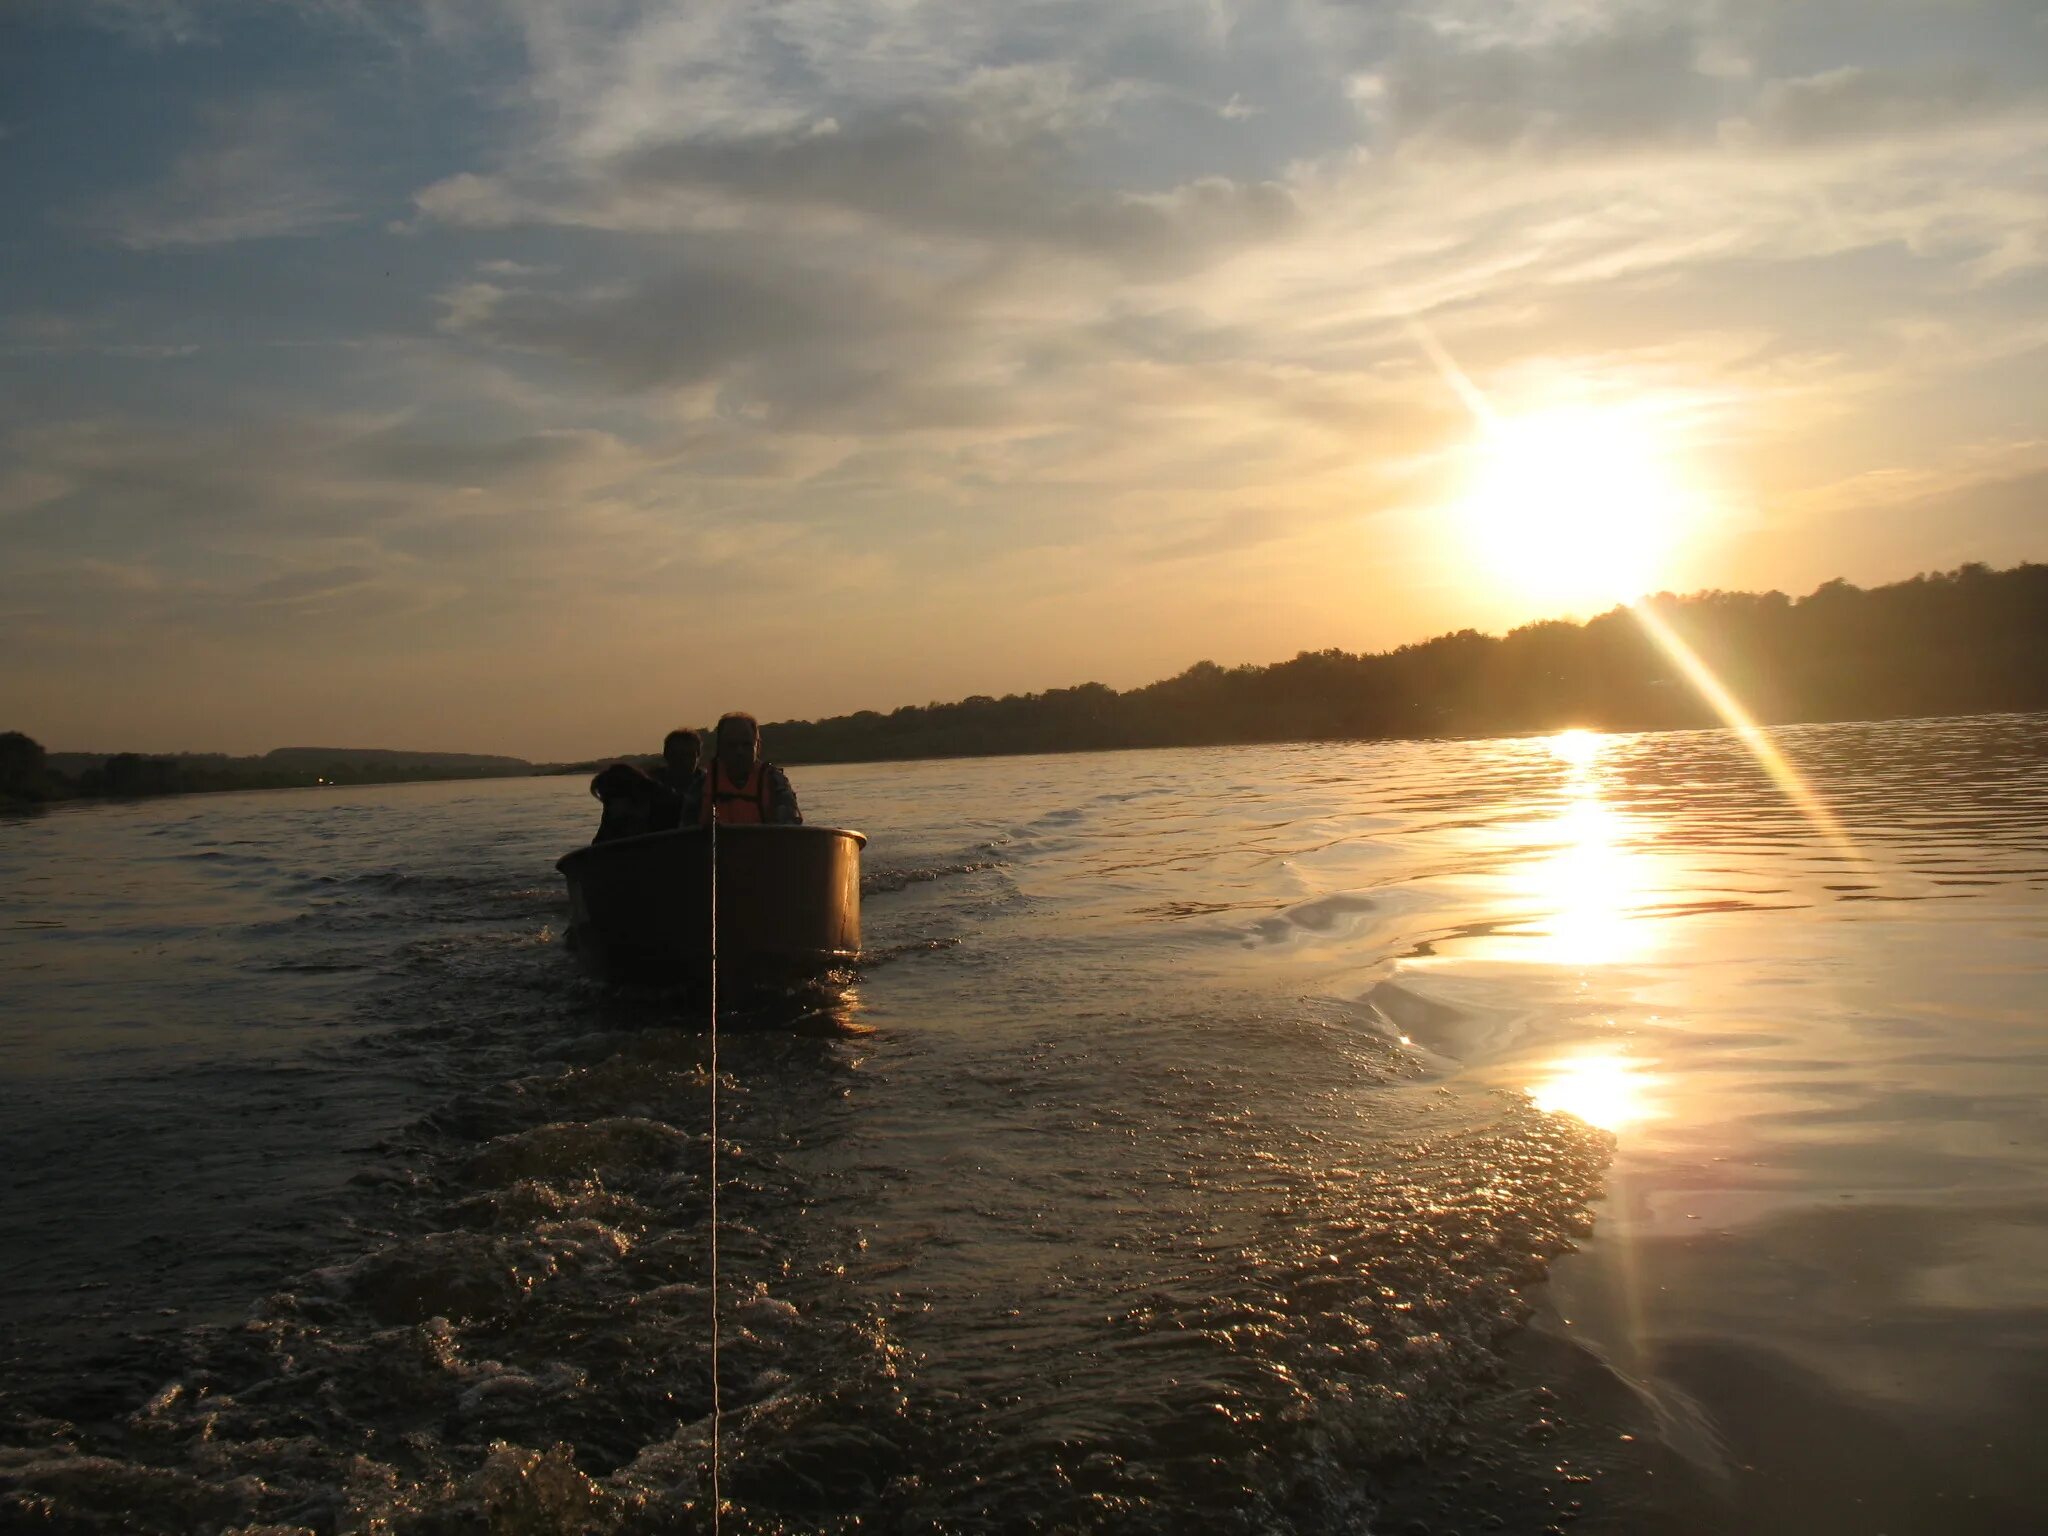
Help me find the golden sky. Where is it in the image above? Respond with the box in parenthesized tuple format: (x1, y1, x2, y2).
(2, 0, 2045, 758)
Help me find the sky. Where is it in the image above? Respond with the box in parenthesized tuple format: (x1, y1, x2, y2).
(1, 0, 2044, 760)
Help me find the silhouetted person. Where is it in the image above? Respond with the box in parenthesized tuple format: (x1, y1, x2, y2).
(701, 712, 800, 825)
(651, 728, 705, 828)
(589, 762, 679, 843)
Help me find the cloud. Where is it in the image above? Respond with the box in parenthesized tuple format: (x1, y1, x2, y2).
(403, 0, 2048, 435)
(344, 425, 636, 488)
(69, 0, 215, 47)
(1138, 505, 1311, 564)
(70, 93, 353, 248)
(1354, 9, 1724, 152)
(236, 562, 379, 607)
(605, 83, 1297, 264)
(1349, 2, 2048, 164)
(0, 404, 899, 662)
(433, 257, 936, 411)
(1728, 64, 2037, 148)
(0, 309, 202, 360)
(69, 0, 428, 52)
(415, 84, 1296, 281)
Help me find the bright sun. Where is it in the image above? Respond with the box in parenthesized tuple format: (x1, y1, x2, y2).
(1457, 403, 1702, 611)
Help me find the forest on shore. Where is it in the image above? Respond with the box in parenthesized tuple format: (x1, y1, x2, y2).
(0, 744, 532, 809)
(6, 562, 2045, 806)
(754, 562, 2048, 766)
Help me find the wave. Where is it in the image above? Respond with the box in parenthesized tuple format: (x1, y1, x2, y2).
(861, 858, 1001, 897)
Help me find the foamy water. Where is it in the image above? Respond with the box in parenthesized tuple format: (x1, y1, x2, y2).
(2, 715, 2044, 1533)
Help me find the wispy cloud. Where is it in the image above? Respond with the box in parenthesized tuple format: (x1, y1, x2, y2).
(71, 93, 353, 248)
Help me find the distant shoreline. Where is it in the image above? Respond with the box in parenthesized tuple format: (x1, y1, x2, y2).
(9, 562, 2044, 805)
(554, 700, 2048, 775)
(0, 745, 536, 810)
(9, 701, 2044, 817)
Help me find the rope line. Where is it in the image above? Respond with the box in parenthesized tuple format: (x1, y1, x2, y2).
(707, 807, 722, 1531)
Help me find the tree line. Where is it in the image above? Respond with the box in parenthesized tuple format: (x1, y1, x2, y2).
(8, 562, 2045, 807)
(0, 742, 533, 808)
(754, 562, 2048, 766)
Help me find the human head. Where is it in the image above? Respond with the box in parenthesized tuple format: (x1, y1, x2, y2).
(662, 728, 703, 774)
(714, 711, 759, 779)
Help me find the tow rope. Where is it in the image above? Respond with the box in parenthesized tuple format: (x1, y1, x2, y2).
(707, 807, 724, 1530)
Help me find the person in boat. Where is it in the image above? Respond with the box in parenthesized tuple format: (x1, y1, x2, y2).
(588, 761, 680, 843)
(650, 728, 705, 829)
(700, 711, 801, 826)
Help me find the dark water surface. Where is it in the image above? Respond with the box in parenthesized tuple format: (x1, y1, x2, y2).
(3, 715, 2045, 1533)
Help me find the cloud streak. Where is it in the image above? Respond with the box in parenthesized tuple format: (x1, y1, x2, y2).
(71, 93, 354, 248)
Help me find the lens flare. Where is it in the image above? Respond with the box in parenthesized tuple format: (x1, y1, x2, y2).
(1628, 601, 1866, 869)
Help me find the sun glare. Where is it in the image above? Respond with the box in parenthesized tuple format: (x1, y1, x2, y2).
(1528, 1049, 1662, 1133)
(1457, 404, 1701, 611)
(1548, 727, 1603, 767)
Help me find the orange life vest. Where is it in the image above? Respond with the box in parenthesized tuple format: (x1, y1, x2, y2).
(699, 760, 771, 826)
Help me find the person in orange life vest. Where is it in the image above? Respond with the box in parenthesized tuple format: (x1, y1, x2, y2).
(699, 711, 801, 826)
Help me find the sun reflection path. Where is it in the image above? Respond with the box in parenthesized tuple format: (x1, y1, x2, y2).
(1537, 795, 1641, 967)
(1520, 727, 1650, 968)
(1527, 1049, 1663, 1133)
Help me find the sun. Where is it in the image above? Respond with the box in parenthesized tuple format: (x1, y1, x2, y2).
(1455, 403, 1702, 611)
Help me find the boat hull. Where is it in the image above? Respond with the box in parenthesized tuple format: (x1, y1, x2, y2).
(556, 825, 864, 982)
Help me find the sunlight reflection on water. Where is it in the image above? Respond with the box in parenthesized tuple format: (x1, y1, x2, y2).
(1464, 727, 1665, 969)
(1529, 796, 1646, 966)
(1526, 1047, 1663, 1133)
(1547, 726, 1604, 767)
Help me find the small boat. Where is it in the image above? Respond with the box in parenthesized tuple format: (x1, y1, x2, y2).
(556, 824, 865, 982)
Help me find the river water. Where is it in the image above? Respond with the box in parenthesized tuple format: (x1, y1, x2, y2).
(2, 714, 2045, 1534)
